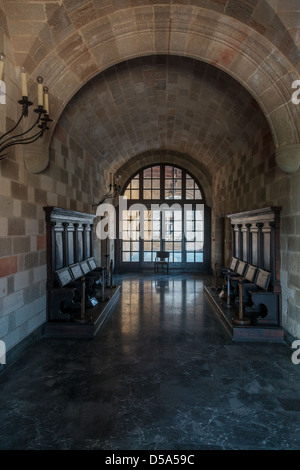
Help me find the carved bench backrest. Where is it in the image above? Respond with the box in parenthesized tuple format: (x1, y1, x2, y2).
(227, 207, 281, 293)
(244, 264, 257, 283)
(56, 267, 73, 288)
(236, 260, 247, 276)
(69, 263, 84, 280)
(255, 268, 271, 290)
(87, 257, 98, 270)
(80, 260, 92, 275)
(229, 257, 238, 271)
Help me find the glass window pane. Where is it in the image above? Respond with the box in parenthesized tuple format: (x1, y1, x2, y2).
(174, 189, 181, 199)
(131, 190, 139, 199)
(186, 211, 194, 220)
(152, 166, 160, 178)
(165, 166, 173, 178)
(131, 253, 139, 262)
(186, 221, 194, 231)
(175, 168, 182, 178)
(144, 168, 151, 178)
(153, 241, 161, 250)
(195, 189, 201, 199)
(195, 232, 204, 242)
(144, 180, 151, 188)
(195, 211, 203, 221)
(144, 252, 152, 262)
(152, 231, 160, 240)
(132, 179, 139, 189)
(122, 231, 130, 240)
(143, 190, 151, 199)
(152, 179, 160, 189)
(174, 253, 182, 262)
(144, 231, 151, 241)
(123, 242, 130, 251)
(186, 190, 194, 200)
(165, 242, 173, 251)
(186, 232, 195, 241)
(152, 221, 160, 231)
(152, 190, 160, 199)
(195, 242, 203, 251)
(186, 242, 195, 250)
(186, 178, 194, 189)
(122, 221, 129, 231)
(174, 220, 182, 230)
(123, 252, 130, 262)
(130, 230, 140, 241)
(124, 189, 131, 198)
(144, 241, 151, 250)
(187, 253, 194, 262)
(131, 242, 139, 251)
(174, 242, 182, 251)
(130, 210, 140, 218)
(196, 253, 203, 262)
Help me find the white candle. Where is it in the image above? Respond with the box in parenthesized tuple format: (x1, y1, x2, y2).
(21, 67, 28, 97)
(0, 53, 5, 82)
(43, 86, 49, 114)
(37, 76, 43, 107)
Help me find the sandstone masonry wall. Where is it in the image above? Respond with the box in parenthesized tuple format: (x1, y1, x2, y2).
(213, 118, 300, 338)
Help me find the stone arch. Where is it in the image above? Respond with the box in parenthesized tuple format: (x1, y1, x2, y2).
(115, 149, 213, 207)
(20, 4, 300, 173)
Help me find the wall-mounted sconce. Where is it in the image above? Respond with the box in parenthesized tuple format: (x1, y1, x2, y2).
(92, 174, 121, 207)
(0, 53, 52, 160)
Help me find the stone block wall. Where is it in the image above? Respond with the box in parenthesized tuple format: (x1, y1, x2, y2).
(0, 117, 104, 356)
(212, 117, 300, 338)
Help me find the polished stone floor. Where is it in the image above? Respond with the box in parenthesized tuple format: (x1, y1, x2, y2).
(0, 272, 299, 450)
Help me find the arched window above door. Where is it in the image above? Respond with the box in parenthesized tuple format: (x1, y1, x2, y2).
(119, 164, 207, 270)
(123, 164, 204, 202)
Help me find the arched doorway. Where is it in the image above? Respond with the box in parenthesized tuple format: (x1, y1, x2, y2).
(115, 164, 211, 273)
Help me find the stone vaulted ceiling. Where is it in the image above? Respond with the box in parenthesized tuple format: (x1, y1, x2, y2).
(3, 0, 300, 174)
(59, 55, 267, 176)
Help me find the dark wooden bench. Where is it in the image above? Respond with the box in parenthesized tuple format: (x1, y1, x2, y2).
(47, 266, 82, 321)
(44, 207, 120, 333)
(48, 258, 107, 321)
(241, 268, 280, 325)
(218, 256, 239, 278)
(221, 259, 247, 300)
(212, 256, 239, 291)
(230, 263, 258, 298)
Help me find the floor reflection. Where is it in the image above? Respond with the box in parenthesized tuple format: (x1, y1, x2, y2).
(0, 272, 297, 450)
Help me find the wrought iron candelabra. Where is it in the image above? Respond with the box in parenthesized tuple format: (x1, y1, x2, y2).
(92, 177, 121, 207)
(0, 53, 52, 160)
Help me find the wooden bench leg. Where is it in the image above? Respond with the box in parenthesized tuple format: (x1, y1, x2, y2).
(232, 280, 251, 326)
